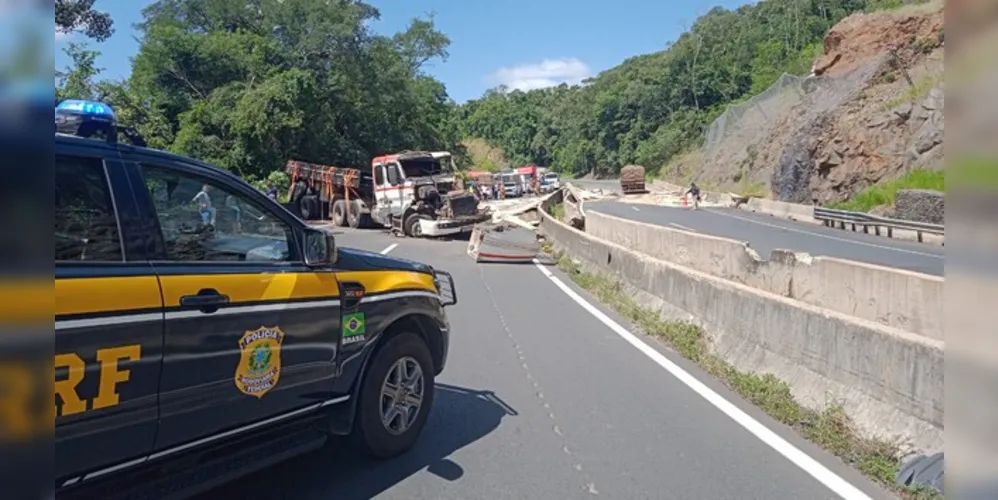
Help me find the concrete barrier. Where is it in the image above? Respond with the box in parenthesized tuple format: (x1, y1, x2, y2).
(735, 197, 945, 246)
(585, 211, 943, 341)
(539, 210, 944, 454)
(739, 197, 821, 224)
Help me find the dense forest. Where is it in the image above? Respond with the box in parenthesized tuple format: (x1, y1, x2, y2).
(56, 0, 911, 185)
(56, 0, 462, 187)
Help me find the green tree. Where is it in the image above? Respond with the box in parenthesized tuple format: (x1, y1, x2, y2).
(56, 0, 114, 41)
(115, 0, 461, 180)
(56, 43, 102, 101)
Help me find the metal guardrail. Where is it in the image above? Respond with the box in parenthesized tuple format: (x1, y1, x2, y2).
(814, 207, 944, 242)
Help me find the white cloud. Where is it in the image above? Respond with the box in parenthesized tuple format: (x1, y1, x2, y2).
(55, 28, 71, 41)
(488, 58, 591, 92)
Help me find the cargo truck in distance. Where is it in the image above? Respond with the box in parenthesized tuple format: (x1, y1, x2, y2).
(286, 151, 491, 237)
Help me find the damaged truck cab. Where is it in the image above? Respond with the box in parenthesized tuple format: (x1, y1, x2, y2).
(371, 151, 489, 237)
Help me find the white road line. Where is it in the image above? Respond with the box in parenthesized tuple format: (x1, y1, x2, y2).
(531, 258, 873, 500)
(632, 206, 640, 212)
(380, 243, 398, 255)
(708, 209, 942, 259)
(669, 222, 695, 232)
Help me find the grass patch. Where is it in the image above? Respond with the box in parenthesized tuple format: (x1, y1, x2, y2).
(547, 201, 566, 222)
(829, 168, 944, 212)
(884, 73, 943, 110)
(735, 178, 768, 198)
(552, 254, 942, 499)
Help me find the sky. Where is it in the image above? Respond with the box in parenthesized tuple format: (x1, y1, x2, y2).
(55, 0, 754, 103)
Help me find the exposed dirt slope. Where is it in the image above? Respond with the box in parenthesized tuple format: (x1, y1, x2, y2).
(694, 1, 945, 205)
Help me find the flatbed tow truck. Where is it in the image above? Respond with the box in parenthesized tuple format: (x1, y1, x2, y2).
(286, 151, 491, 237)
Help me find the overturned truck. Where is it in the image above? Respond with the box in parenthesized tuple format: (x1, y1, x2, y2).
(286, 151, 491, 237)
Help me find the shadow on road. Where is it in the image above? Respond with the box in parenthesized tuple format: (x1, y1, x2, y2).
(430, 232, 472, 242)
(196, 383, 516, 499)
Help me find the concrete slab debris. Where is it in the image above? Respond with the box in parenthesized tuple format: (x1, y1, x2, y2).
(467, 222, 541, 263)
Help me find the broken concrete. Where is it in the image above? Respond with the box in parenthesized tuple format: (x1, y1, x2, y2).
(467, 222, 541, 263)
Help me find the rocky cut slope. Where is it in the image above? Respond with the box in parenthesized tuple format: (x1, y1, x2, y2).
(702, 1, 944, 206)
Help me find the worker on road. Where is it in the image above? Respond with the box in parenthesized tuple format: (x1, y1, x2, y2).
(685, 182, 701, 210)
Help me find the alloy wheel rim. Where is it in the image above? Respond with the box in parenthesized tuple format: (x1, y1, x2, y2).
(380, 356, 424, 435)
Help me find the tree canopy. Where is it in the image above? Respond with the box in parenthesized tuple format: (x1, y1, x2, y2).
(57, 0, 462, 186)
(56, 0, 115, 42)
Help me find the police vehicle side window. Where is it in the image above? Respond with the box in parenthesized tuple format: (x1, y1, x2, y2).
(55, 155, 123, 261)
(139, 165, 295, 263)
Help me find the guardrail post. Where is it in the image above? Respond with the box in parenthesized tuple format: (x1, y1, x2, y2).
(888, 227, 893, 238)
(918, 231, 923, 243)
(875, 226, 881, 236)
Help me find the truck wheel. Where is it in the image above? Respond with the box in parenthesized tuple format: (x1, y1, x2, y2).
(331, 199, 347, 227)
(403, 213, 432, 237)
(290, 180, 308, 203)
(299, 194, 316, 220)
(352, 332, 435, 459)
(346, 199, 364, 228)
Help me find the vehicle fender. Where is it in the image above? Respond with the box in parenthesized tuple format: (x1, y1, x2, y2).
(325, 309, 444, 436)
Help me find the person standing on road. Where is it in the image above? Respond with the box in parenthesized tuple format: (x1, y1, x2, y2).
(685, 182, 701, 210)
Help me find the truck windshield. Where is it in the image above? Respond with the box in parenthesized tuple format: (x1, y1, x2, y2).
(400, 158, 446, 178)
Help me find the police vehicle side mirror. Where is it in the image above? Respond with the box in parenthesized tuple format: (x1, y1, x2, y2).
(303, 227, 337, 266)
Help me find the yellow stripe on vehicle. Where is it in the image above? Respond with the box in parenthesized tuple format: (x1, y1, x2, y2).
(56, 276, 162, 317)
(0, 279, 53, 324)
(335, 270, 437, 295)
(158, 272, 340, 306)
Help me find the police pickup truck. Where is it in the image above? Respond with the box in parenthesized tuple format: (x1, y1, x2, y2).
(54, 100, 456, 499)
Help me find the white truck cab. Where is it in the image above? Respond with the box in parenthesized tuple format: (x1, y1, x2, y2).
(370, 151, 488, 237)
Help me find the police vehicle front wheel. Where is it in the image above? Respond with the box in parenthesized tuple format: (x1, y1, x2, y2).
(352, 332, 435, 459)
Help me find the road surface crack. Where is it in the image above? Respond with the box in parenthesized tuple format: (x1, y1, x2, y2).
(479, 266, 599, 496)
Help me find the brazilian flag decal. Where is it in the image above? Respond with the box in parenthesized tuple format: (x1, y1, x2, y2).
(342, 312, 366, 337)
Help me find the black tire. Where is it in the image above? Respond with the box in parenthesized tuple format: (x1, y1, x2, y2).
(290, 180, 308, 203)
(299, 194, 318, 221)
(352, 332, 435, 459)
(346, 199, 364, 229)
(331, 199, 347, 227)
(403, 213, 432, 238)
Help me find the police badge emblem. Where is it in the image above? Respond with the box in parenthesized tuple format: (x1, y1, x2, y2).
(235, 326, 285, 398)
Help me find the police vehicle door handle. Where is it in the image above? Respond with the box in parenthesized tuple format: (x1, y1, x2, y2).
(180, 289, 230, 313)
(340, 282, 365, 309)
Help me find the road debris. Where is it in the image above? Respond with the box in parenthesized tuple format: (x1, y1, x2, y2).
(467, 222, 541, 263)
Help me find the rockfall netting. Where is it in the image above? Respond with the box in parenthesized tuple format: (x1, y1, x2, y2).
(702, 55, 888, 201)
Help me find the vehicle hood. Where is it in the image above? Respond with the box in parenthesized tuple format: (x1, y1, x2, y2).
(336, 246, 434, 275)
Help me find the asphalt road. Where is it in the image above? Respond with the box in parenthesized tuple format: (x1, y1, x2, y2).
(200, 228, 892, 500)
(586, 200, 945, 276)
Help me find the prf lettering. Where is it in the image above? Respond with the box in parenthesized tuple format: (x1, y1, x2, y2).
(55, 344, 141, 417)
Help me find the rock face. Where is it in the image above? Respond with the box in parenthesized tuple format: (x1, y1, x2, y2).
(698, 3, 945, 206)
(894, 189, 944, 224)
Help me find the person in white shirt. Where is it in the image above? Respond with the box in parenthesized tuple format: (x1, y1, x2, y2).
(192, 184, 215, 226)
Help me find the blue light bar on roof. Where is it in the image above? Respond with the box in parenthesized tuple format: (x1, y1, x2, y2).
(56, 99, 116, 122)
